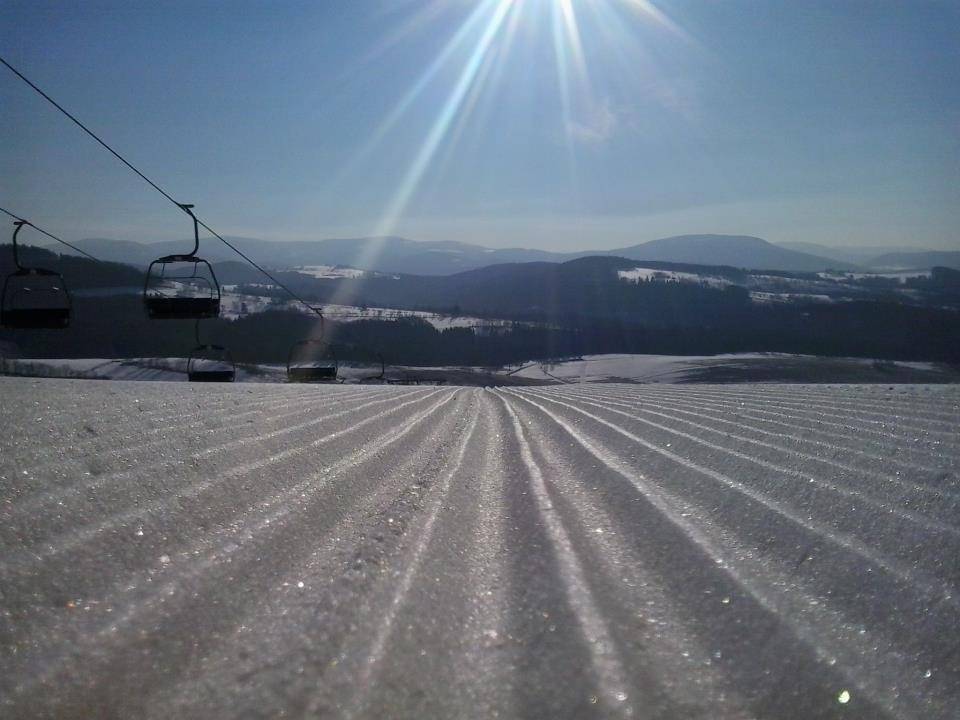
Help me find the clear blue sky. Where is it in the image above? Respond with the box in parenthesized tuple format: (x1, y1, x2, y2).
(2, 0, 958, 251)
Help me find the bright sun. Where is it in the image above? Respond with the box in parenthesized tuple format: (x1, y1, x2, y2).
(325, 0, 691, 313)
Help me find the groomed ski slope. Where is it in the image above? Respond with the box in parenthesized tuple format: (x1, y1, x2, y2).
(1, 378, 958, 719)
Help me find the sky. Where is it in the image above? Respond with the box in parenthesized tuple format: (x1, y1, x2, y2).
(2, 0, 958, 252)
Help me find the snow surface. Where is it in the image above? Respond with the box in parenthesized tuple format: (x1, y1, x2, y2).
(511, 353, 777, 383)
(215, 289, 514, 329)
(750, 291, 834, 304)
(819, 270, 933, 283)
(0, 357, 273, 382)
(1, 379, 958, 718)
(5, 353, 956, 385)
(321, 304, 517, 330)
(508, 352, 952, 384)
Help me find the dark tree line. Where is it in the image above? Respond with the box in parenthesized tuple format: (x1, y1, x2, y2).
(3, 295, 958, 366)
(3, 245, 958, 366)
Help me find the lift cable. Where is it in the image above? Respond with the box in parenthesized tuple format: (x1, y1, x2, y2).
(0, 56, 324, 325)
(0, 206, 100, 262)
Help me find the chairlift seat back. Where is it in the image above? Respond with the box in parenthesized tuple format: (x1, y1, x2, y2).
(187, 343, 235, 382)
(188, 368, 236, 382)
(146, 296, 220, 320)
(144, 254, 221, 320)
(287, 339, 338, 383)
(288, 364, 338, 382)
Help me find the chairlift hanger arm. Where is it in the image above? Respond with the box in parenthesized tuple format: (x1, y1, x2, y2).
(10, 220, 27, 270)
(178, 203, 199, 257)
(3, 220, 73, 329)
(312, 309, 325, 339)
(1, 207, 100, 262)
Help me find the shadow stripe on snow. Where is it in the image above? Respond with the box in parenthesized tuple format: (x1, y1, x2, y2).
(503, 392, 757, 718)
(147, 391, 485, 718)
(498, 392, 635, 718)
(2, 384, 364, 467)
(3, 388, 400, 518)
(505, 390, 948, 719)
(623, 386, 960, 472)
(510, 389, 960, 611)
(635, 386, 960, 440)
(598, 386, 957, 478)
(3, 388, 444, 560)
(1, 387, 425, 551)
(309, 393, 484, 719)
(3, 390, 464, 706)
(613, 385, 960, 451)
(551, 388, 960, 523)
(698, 385, 960, 423)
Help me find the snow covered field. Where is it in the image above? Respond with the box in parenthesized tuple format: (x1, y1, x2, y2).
(292, 265, 370, 279)
(320, 303, 513, 330)
(0, 357, 273, 382)
(749, 291, 834, 304)
(0, 379, 958, 718)
(219, 287, 510, 330)
(5, 352, 958, 385)
(508, 353, 959, 384)
(618, 267, 732, 287)
(819, 270, 933, 283)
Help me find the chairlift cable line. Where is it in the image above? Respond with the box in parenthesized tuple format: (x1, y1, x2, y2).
(0, 56, 324, 328)
(0, 206, 100, 263)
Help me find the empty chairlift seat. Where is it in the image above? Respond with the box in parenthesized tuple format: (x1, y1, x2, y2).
(287, 339, 338, 382)
(187, 344, 236, 382)
(143, 204, 221, 320)
(186, 318, 235, 382)
(144, 256, 220, 319)
(1, 221, 71, 329)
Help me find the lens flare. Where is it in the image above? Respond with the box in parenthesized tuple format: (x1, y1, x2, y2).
(372, 0, 515, 239)
(324, 0, 692, 316)
(327, 0, 515, 312)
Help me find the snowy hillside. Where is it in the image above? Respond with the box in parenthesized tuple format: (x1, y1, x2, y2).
(1, 379, 958, 717)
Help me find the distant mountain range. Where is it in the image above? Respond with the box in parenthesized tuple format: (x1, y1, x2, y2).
(41, 233, 955, 276)
(6, 244, 959, 365)
(865, 250, 960, 271)
(608, 235, 854, 272)
(775, 241, 960, 270)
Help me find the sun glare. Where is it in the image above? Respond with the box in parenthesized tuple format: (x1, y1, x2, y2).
(322, 0, 690, 317)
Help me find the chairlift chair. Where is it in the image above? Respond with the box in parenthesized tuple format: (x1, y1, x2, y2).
(187, 345, 236, 382)
(144, 204, 220, 320)
(187, 320, 236, 382)
(1, 221, 71, 329)
(287, 339, 338, 382)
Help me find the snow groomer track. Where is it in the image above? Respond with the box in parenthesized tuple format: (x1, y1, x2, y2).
(1, 378, 958, 719)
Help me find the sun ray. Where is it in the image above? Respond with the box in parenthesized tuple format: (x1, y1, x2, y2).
(618, 0, 694, 44)
(325, 0, 700, 318)
(371, 0, 514, 239)
(430, 33, 501, 187)
(325, 0, 515, 314)
(333, 0, 502, 185)
(431, 0, 526, 184)
(551, 0, 596, 203)
(557, 0, 590, 91)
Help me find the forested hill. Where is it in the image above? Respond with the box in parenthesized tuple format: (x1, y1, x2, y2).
(57, 233, 856, 274)
(0, 244, 142, 289)
(235, 256, 756, 325)
(3, 250, 959, 366)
